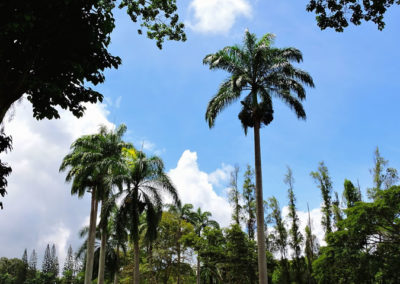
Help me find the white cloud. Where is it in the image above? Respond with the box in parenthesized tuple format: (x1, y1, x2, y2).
(168, 150, 232, 227)
(187, 0, 252, 34)
(208, 163, 234, 187)
(0, 99, 114, 264)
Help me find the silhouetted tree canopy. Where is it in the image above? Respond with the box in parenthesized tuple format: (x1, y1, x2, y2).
(306, 0, 399, 31)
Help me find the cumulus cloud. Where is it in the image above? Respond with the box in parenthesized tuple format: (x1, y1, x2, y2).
(208, 163, 234, 187)
(0, 99, 114, 264)
(168, 150, 232, 227)
(187, 0, 252, 34)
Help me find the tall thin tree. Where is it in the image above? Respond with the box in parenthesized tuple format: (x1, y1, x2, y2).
(228, 165, 241, 225)
(285, 167, 303, 282)
(242, 165, 256, 240)
(204, 30, 314, 284)
(311, 161, 333, 235)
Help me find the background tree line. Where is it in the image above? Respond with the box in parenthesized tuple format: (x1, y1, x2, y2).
(1, 146, 398, 284)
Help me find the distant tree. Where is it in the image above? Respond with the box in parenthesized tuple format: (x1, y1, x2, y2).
(0, 257, 26, 283)
(190, 208, 220, 284)
(306, 0, 399, 31)
(314, 185, 400, 283)
(167, 203, 196, 284)
(42, 244, 52, 274)
(343, 179, 362, 209)
(304, 204, 318, 284)
(242, 165, 256, 240)
(284, 167, 303, 283)
(268, 196, 290, 283)
(28, 249, 37, 271)
(368, 147, 399, 199)
(332, 192, 343, 229)
(21, 249, 28, 282)
(311, 161, 333, 235)
(63, 245, 75, 283)
(224, 224, 258, 284)
(228, 165, 241, 225)
(51, 244, 59, 277)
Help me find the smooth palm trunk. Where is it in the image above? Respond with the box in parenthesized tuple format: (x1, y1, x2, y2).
(134, 239, 140, 284)
(177, 226, 181, 284)
(254, 121, 268, 284)
(113, 245, 120, 284)
(196, 256, 200, 284)
(113, 272, 119, 284)
(97, 227, 107, 284)
(84, 189, 98, 284)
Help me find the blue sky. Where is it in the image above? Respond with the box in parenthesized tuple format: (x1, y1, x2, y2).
(100, 0, 400, 210)
(1, 0, 400, 263)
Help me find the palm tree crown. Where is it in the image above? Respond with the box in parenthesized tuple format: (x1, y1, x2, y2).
(204, 30, 314, 133)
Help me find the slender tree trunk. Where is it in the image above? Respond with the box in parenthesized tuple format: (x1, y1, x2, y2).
(196, 255, 200, 284)
(113, 272, 119, 284)
(134, 239, 140, 284)
(254, 121, 268, 284)
(97, 225, 107, 284)
(177, 225, 181, 284)
(84, 188, 98, 284)
(113, 246, 119, 284)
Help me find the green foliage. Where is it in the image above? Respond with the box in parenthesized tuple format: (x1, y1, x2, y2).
(203, 30, 314, 132)
(313, 185, 400, 283)
(343, 179, 361, 208)
(284, 167, 304, 283)
(311, 161, 333, 235)
(306, 0, 400, 31)
(0, 0, 186, 210)
(367, 147, 399, 199)
(0, 131, 12, 210)
(0, 0, 185, 121)
(267, 197, 290, 283)
(242, 165, 256, 240)
(228, 165, 241, 225)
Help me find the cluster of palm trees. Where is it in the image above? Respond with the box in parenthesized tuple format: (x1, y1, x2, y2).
(59, 125, 179, 284)
(60, 30, 314, 284)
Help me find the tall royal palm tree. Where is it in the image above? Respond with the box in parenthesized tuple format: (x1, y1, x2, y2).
(116, 149, 180, 284)
(60, 124, 131, 284)
(191, 208, 219, 284)
(95, 125, 132, 284)
(203, 30, 314, 284)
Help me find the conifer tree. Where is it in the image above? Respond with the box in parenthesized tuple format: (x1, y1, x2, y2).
(21, 249, 28, 282)
(29, 249, 37, 271)
(42, 244, 52, 274)
(242, 165, 256, 240)
(284, 167, 303, 283)
(311, 161, 333, 235)
(51, 244, 59, 277)
(63, 245, 75, 283)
